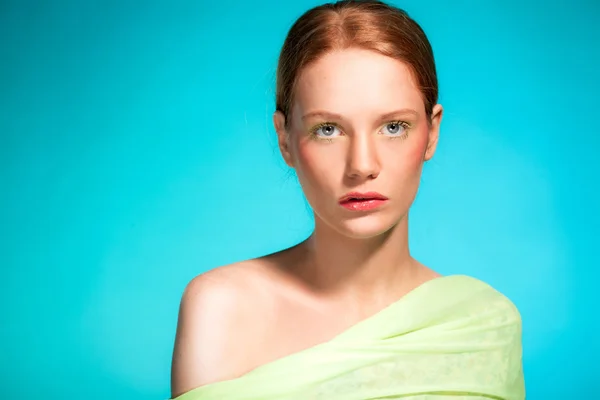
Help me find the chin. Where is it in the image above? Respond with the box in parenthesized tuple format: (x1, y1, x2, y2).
(329, 213, 402, 239)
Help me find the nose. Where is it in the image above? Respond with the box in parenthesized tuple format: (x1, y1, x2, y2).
(345, 134, 381, 180)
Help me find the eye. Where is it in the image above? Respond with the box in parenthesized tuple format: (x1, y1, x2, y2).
(381, 121, 408, 137)
(312, 123, 341, 139)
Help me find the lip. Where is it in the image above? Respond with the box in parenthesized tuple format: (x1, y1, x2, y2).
(338, 191, 388, 203)
(338, 191, 389, 212)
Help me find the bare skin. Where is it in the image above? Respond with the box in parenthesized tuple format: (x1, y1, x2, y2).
(171, 48, 443, 398)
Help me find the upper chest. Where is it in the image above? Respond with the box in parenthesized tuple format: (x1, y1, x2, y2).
(237, 289, 376, 374)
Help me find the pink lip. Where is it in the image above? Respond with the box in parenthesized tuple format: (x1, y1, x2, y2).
(338, 191, 388, 211)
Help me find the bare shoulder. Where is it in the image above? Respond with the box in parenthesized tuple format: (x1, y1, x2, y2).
(170, 259, 275, 398)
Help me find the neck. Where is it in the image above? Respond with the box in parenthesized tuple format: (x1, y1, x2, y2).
(293, 214, 421, 301)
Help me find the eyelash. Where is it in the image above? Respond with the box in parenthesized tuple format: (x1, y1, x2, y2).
(308, 121, 411, 142)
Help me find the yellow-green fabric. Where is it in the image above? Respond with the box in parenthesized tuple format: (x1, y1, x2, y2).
(174, 275, 525, 400)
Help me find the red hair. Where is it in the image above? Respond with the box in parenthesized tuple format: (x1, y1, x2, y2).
(276, 0, 438, 125)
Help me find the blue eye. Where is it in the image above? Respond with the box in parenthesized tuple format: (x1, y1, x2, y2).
(381, 121, 407, 136)
(313, 124, 341, 138)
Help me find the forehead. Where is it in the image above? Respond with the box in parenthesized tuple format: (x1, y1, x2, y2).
(292, 48, 424, 120)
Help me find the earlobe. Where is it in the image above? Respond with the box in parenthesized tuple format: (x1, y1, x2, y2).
(273, 111, 294, 167)
(424, 104, 443, 161)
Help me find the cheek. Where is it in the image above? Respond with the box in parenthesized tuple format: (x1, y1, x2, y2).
(293, 141, 338, 188)
(386, 128, 429, 175)
(405, 131, 429, 169)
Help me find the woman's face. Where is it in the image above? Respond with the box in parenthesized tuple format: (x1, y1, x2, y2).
(274, 48, 442, 239)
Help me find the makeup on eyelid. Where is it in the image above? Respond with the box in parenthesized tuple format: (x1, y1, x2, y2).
(308, 121, 411, 141)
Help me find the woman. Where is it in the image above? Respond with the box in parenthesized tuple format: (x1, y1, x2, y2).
(170, 1, 525, 399)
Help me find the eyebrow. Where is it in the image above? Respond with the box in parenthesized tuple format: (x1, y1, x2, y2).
(301, 108, 420, 123)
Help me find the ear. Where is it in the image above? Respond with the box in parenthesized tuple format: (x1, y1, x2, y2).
(273, 111, 295, 167)
(424, 103, 443, 161)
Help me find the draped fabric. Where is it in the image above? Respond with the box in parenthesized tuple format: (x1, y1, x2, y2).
(173, 275, 525, 400)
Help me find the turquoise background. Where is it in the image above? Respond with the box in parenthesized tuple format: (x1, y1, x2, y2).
(1, 0, 598, 398)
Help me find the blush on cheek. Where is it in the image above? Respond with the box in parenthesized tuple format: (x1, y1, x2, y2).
(295, 141, 333, 183)
(403, 128, 430, 170)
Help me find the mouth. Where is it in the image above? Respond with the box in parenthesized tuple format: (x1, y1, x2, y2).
(338, 191, 388, 203)
(338, 192, 388, 211)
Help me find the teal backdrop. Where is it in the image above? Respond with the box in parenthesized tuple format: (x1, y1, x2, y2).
(1, 0, 598, 399)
